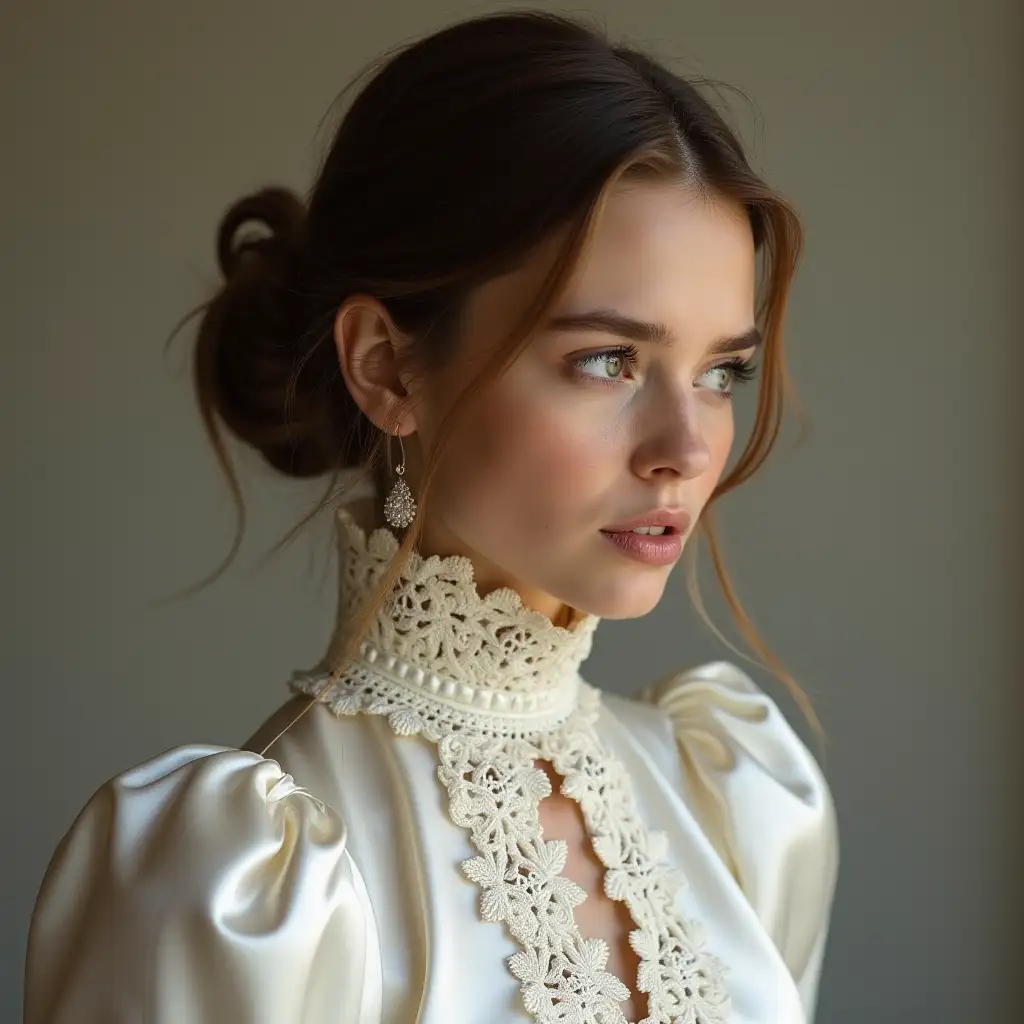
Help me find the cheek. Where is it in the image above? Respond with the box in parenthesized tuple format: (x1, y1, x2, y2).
(433, 376, 617, 531)
(696, 410, 735, 509)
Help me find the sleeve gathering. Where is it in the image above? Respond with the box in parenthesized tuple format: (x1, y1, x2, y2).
(25, 744, 382, 1024)
(639, 661, 840, 1018)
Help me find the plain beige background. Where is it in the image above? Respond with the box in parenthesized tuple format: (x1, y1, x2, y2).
(3, 0, 1021, 1020)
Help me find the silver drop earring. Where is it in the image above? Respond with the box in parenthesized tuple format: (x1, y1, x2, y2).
(383, 432, 417, 529)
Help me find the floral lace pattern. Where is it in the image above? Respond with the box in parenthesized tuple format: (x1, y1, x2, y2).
(292, 506, 732, 1023)
(324, 507, 599, 694)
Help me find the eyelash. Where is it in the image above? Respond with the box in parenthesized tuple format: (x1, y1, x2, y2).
(570, 344, 759, 395)
(569, 345, 639, 385)
(717, 358, 760, 388)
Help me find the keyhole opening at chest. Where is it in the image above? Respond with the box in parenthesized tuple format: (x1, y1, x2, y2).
(534, 758, 649, 1024)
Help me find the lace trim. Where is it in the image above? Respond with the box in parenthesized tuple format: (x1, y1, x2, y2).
(298, 663, 732, 1024)
(327, 507, 599, 695)
(291, 647, 591, 741)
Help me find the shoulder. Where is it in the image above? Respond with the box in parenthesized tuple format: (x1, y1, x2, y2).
(35, 742, 348, 906)
(26, 743, 374, 1023)
(632, 660, 839, 1009)
(30, 742, 350, 944)
(85, 741, 338, 828)
(638, 659, 834, 808)
(633, 660, 838, 876)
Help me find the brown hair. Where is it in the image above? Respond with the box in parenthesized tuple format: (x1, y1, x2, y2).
(172, 10, 816, 729)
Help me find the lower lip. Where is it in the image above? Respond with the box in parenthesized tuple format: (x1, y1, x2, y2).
(600, 529, 683, 566)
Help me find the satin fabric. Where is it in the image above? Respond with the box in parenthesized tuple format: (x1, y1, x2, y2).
(25, 661, 837, 1023)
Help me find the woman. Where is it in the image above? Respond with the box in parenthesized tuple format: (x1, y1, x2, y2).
(25, 10, 838, 1024)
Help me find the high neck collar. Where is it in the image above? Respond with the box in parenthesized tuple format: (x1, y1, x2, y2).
(312, 504, 600, 731)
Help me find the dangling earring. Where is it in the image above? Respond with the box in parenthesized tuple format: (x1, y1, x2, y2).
(383, 432, 417, 529)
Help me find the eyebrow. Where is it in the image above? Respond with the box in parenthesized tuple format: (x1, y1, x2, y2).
(546, 309, 763, 355)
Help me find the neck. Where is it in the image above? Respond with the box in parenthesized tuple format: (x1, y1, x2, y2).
(347, 495, 578, 629)
(317, 501, 600, 711)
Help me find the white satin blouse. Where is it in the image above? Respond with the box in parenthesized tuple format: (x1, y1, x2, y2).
(25, 505, 838, 1024)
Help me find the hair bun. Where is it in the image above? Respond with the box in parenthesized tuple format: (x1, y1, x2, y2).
(216, 186, 307, 281)
(191, 184, 343, 485)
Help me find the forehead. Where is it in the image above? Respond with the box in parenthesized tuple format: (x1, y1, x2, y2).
(568, 180, 756, 325)
(459, 180, 756, 347)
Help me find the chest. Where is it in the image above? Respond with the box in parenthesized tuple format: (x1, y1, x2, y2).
(319, 701, 738, 1024)
(535, 759, 647, 1023)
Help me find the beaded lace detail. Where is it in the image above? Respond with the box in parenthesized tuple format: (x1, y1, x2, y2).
(291, 507, 731, 1024)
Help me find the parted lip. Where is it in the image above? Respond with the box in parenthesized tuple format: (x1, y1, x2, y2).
(601, 508, 691, 534)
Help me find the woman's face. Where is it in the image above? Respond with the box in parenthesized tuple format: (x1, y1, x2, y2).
(406, 180, 759, 623)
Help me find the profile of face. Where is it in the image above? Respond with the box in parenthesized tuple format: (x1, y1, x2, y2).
(337, 180, 758, 624)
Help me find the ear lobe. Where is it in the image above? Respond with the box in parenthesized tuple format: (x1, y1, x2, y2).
(333, 296, 418, 436)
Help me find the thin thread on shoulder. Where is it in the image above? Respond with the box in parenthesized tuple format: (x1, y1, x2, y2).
(258, 688, 327, 757)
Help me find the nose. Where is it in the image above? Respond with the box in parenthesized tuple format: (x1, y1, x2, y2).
(630, 392, 713, 482)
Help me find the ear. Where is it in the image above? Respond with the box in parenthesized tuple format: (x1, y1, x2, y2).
(333, 295, 418, 437)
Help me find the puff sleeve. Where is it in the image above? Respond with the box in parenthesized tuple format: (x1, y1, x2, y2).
(640, 661, 839, 1019)
(25, 745, 382, 1024)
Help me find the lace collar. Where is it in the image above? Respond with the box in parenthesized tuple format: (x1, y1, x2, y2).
(299, 504, 601, 736)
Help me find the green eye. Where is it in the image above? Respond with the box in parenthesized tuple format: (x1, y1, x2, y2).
(570, 344, 640, 384)
(701, 358, 758, 395)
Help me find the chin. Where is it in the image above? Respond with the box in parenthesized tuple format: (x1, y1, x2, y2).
(571, 568, 672, 621)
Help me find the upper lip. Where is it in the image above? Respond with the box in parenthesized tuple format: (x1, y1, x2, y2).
(602, 508, 692, 534)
